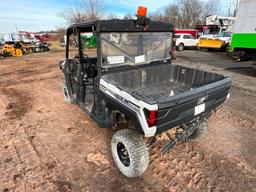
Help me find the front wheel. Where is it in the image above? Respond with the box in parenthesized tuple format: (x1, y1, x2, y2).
(111, 129, 149, 178)
(177, 43, 184, 51)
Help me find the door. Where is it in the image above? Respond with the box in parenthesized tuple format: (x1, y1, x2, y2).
(183, 34, 197, 46)
(64, 31, 80, 103)
(65, 30, 98, 112)
(174, 34, 181, 46)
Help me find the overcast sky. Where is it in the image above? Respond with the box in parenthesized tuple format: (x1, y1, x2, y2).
(0, 0, 231, 33)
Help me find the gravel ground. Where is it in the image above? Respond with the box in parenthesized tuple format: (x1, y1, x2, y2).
(0, 50, 255, 192)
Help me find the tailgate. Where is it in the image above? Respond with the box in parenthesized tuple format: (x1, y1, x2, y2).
(156, 77, 231, 134)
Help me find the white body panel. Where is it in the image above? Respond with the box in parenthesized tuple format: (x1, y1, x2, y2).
(100, 79, 158, 137)
(234, 0, 256, 33)
(206, 15, 235, 26)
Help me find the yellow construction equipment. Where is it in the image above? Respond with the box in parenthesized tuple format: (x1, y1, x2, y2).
(2, 42, 34, 57)
(197, 39, 224, 49)
(0, 46, 4, 59)
(3, 43, 23, 57)
(23, 44, 34, 54)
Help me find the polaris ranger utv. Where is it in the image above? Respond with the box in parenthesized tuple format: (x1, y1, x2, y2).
(59, 9, 231, 178)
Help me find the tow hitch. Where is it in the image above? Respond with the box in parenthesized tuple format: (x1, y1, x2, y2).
(148, 117, 209, 155)
(161, 123, 198, 155)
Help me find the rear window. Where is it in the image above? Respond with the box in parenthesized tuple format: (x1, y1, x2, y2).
(174, 35, 181, 39)
(100, 32, 173, 68)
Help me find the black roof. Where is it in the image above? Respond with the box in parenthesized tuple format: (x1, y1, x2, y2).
(67, 19, 174, 33)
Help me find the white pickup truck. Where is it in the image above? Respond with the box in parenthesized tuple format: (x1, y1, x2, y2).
(175, 33, 199, 51)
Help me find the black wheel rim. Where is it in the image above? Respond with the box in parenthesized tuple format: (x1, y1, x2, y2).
(117, 142, 130, 167)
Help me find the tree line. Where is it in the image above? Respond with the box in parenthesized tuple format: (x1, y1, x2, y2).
(58, 0, 239, 29)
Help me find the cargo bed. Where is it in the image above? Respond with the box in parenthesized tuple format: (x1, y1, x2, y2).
(102, 64, 230, 105)
(101, 63, 231, 134)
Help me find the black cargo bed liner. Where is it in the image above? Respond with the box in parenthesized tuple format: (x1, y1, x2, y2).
(132, 81, 191, 101)
(102, 64, 231, 106)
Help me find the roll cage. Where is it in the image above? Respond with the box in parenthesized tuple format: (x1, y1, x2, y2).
(63, 19, 174, 128)
(65, 19, 174, 68)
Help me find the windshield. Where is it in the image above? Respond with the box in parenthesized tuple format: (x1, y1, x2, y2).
(204, 26, 222, 35)
(100, 32, 172, 67)
(174, 35, 181, 39)
(215, 32, 231, 37)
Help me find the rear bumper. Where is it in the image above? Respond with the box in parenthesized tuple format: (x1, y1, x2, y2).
(155, 78, 231, 134)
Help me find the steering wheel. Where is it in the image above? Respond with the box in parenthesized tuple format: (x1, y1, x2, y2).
(74, 53, 89, 63)
(74, 53, 89, 58)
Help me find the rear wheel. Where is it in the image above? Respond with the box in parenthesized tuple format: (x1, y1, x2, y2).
(226, 44, 231, 55)
(186, 121, 208, 141)
(177, 43, 184, 51)
(111, 129, 149, 178)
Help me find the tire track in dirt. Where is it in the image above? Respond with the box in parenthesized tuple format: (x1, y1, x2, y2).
(148, 140, 256, 191)
(0, 61, 59, 88)
(0, 74, 60, 88)
(0, 91, 64, 191)
(0, 58, 62, 191)
(202, 106, 256, 177)
(0, 61, 57, 77)
(0, 88, 32, 120)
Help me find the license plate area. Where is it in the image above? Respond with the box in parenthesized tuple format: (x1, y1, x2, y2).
(194, 103, 205, 115)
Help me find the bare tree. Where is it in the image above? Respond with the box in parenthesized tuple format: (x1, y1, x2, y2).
(123, 13, 133, 19)
(59, 0, 105, 24)
(59, 6, 87, 24)
(203, 0, 220, 17)
(151, 0, 222, 28)
(85, 0, 105, 20)
(179, 0, 205, 28)
(150, 8, 165, 22)
(107, 13, 118, 19)
(163, 4, 180, 25)
(226, 0, 240, 17)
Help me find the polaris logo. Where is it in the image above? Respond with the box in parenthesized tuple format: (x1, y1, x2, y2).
(198, 96, 207, 104)
(115, 94, 129, 104)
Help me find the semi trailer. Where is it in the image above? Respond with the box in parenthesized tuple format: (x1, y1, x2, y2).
(230, 0, 256, 60)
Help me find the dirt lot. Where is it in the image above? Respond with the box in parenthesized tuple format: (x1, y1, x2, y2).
(0, 50, 256, 192)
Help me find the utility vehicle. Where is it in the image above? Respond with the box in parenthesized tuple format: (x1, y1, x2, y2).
(59, 7, 231, 178)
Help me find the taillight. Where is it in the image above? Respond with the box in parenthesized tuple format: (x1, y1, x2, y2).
(144, 110, 158, 127)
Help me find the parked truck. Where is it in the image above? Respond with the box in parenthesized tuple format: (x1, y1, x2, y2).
(59, 7, 231, 178)
(197, 15, 235, 51)
(230, 0, 256, 60)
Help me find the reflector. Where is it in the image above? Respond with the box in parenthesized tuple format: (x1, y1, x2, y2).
(146, 110, 157, 127)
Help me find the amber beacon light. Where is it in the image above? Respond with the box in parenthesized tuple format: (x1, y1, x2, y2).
(137, 6, 148, 17)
